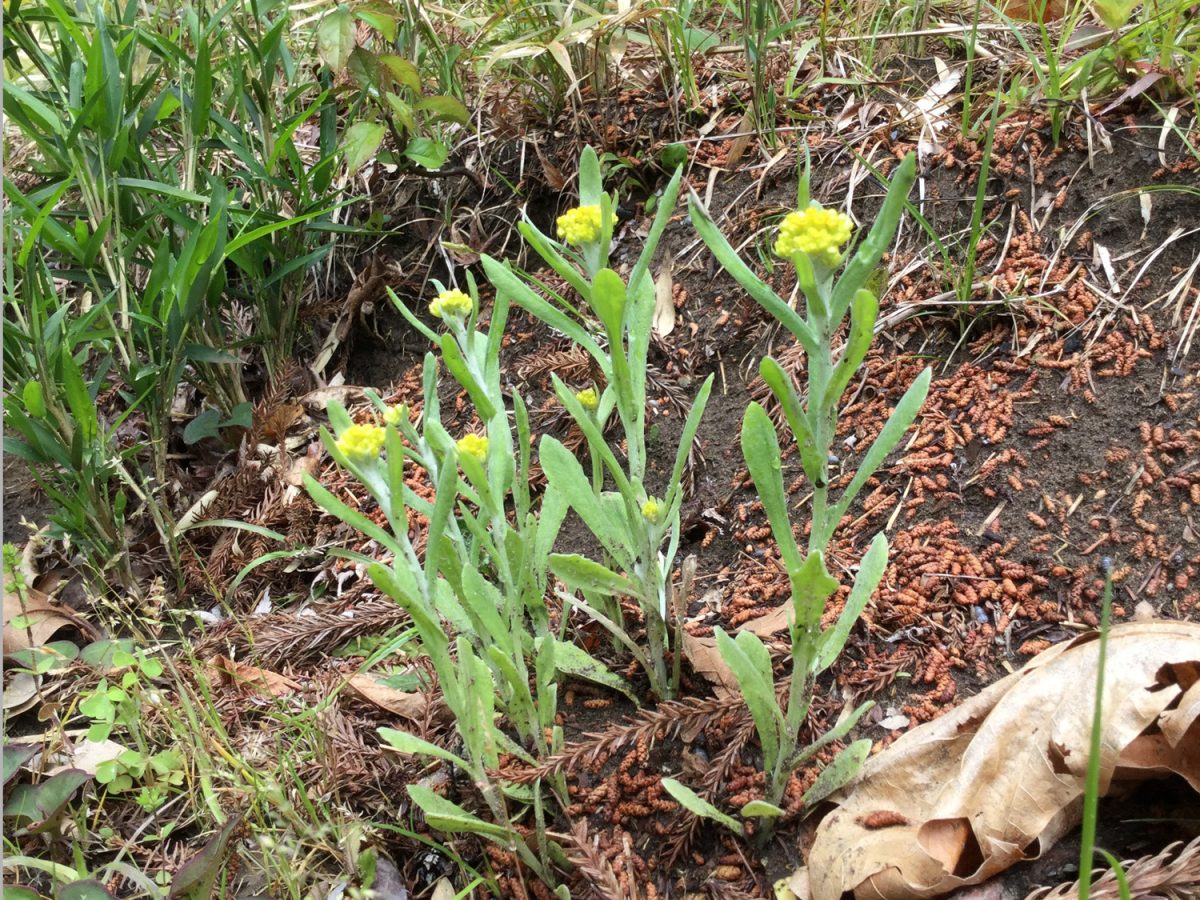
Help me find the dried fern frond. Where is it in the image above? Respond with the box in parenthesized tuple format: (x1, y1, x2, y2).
(195, 597, 408, 664)
(1026, 836, 1200, 900)
(496, 694, 743, 784)
(556, 822, 625, 900)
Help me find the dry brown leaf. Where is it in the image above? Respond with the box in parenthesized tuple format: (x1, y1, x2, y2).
(738, 604, 790, 637)
(346, 674, 426, 721)
(3, 588, 80, 655)
(207, 655, 299, 697)
(681, 632, 737, 697)
(793, 621, 1200, 900)
(653, 254, 676, 337)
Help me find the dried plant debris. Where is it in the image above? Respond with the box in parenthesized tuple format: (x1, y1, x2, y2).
(1025, 835, 1200, 900)
(791, 621, 1200, 899)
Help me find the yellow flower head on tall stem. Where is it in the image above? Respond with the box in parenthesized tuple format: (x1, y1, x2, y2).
(774, 206, 854, 268)
(456, 433, 489, 463)
(641, 497, 662, 524)
(336, 423, 386, 462)
(556, 205, 602, 246)
(429, 288, 473, 321)
(575, 387, 600, 411)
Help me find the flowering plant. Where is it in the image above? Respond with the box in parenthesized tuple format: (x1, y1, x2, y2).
(480, 147, 713, 699)
(686, 152, 930, 822)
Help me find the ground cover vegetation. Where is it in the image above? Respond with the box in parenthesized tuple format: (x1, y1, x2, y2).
(4, 0, 1200, 894)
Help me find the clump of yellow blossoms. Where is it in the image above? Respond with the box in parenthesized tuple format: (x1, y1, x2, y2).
(383, 404, 407, 427)
(456, 433, 488, 463)
(429, 288, 473, 320)
(774, 206, 854, 268)
(641, 497, 662, 524)
(575, 388, 599, 411)
(337, 423, 386, 461)
(556, 205, 602, 246)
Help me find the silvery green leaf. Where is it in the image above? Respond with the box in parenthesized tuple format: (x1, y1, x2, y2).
(552, 639, 638, 705)
(688, 189, 819, 355)
(715, 628, 784, 774)
(816, 533, 887, 671)
(741, 403, 804, 575)
(801, 738, 871, 810)
(662, 778, 743, 835)
(831, 367, 931, 523)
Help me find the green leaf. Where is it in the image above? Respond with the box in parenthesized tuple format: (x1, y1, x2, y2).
(57, 881, 116, 900)
(342, 121, 385, 173)
(578, 145, 603, 207)
(354, 7, 397, 40)
(740, 799, 786, 819)
(661, 778, 742, 835)
(168, 814, 241, 900)
(439, 335, 497, 420)
(801, 739, 871, 809)
(550, 554, 640, 600)
(826, 288, 878, 405)
(408, 784, 514, 842)
(741, 403, 803, 574)
(317, 6, 356, 72)
(378, 728, 470, 771)
(4, 744, 38, 787)
(831, 367, 931, 523)
(758, 357, 823, 484)
(1091, 0, 1138, 30)
(4, 770, 90, 829)
(537, 437, 632, 570)
(715, 629, 783, 773)
(404, 137, 448, 170)
(552, 639, 637, 705)
(22, 380, 45, 418)
(379, 55, 421, 92)
(183, 409, 221, 445)
(816, 533, 887, 671)
(590, 267, 627, 341)
(688, 189, 818, 355)
(664, 373, 714, 514)
(829, 153, 916, 323)
(789, 551, 839, 634)
(415, 95, 470, 125)
(481, 256, 603, 362)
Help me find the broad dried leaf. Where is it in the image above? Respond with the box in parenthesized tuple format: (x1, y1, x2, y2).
(206, 655, 299, 697)
(653, 255, 676, 337)
(4, 588, 76, 655)
(346, 674, 426, 721)
(795, 622, 1200, 899)
(681, 632, 737, 697)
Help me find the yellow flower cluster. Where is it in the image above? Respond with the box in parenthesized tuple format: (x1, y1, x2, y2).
(575, 388, 599, 411)
(774, 207, 854, 268)
(641, 497, 661, 523)
(456, 433, 489, 463)
(429, 288, 473, 320)
(556, 205, 602, 246)
(383, 404, 407, 427)
(336, 423, 386, 461)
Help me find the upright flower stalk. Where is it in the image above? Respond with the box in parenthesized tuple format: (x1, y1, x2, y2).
(688, 152, 931, 821)
(480, 148, 713, 699)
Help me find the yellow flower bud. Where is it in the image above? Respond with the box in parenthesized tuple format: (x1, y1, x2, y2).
(336, 423, 386, 461)
(456, 433, 488, 463)
(556, 205, 602, 246)
(575, 387, 599, 411)
(383, 405, 406, 427)
(641, 497, 662, 524)
(774, 207, 854, 268)
(429, 288, 473, 320)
